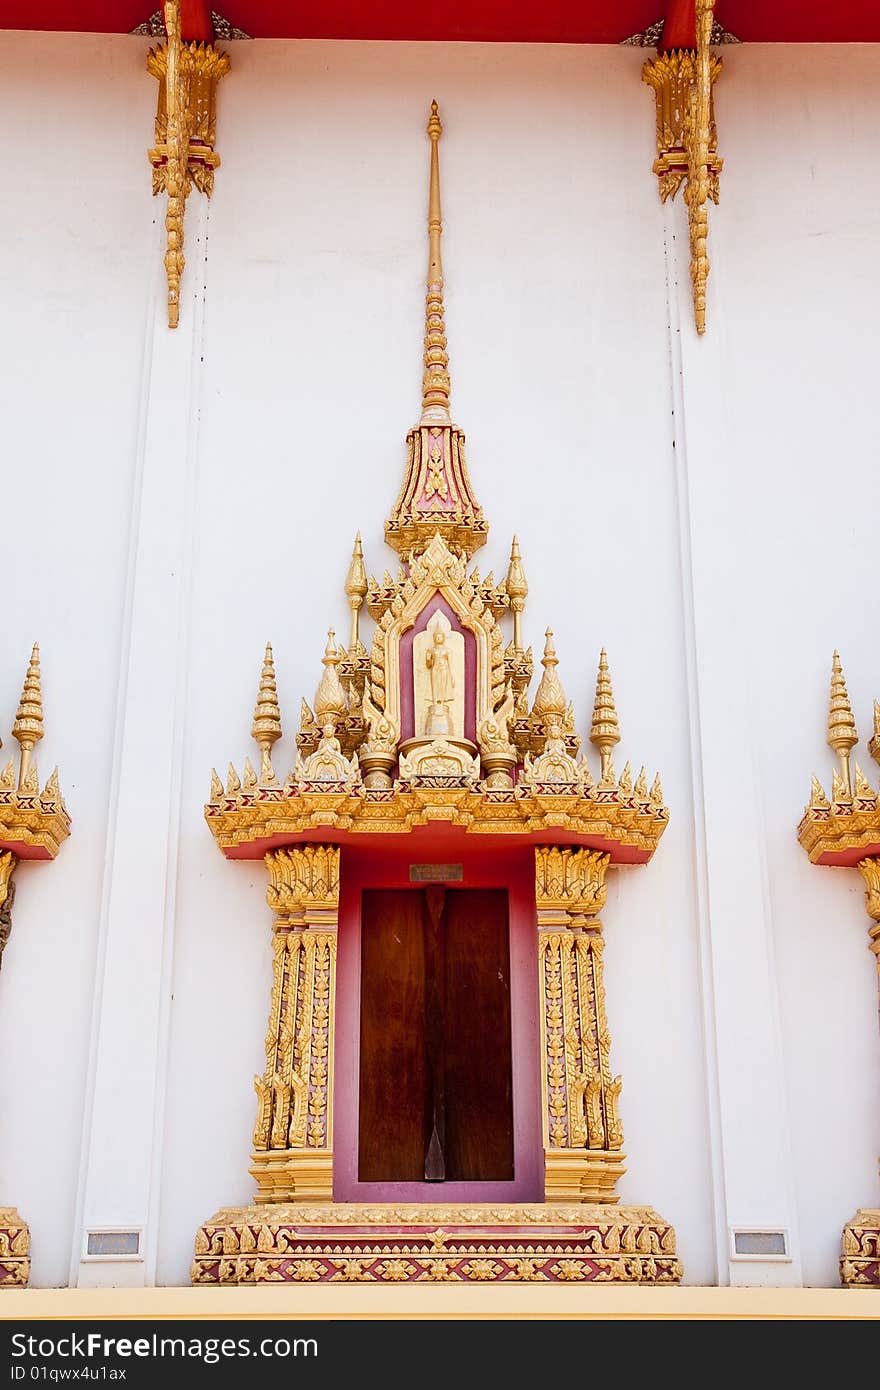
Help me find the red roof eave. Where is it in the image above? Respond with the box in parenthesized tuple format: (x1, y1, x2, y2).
(3, 1, 880, 44)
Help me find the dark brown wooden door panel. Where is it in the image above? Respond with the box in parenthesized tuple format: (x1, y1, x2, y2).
(443, 888, 514, 1181)
(358, 889, 430, 1181)
(358, 887, 514, 1184)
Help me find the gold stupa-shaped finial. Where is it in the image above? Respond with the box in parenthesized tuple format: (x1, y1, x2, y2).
(506, 536, 528, 652)
(827, 650, 858, 796)
(251, 642, 282, 784)
(314, 629, 348, 730)
(531, 629, 568, 725)
(421, 100, 451, 426)
(590, 648, 620, 784)
(345, 532, 368, 653)
(12, 643, 44, 792)
(385, 103, 486, 559)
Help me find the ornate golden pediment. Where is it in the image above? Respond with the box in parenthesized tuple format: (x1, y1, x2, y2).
(204, 104, 668, 867)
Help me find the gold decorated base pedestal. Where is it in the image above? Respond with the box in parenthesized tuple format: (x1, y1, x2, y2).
(543, 1149, 626, 1203)
(0, 1209, 29, 1288)
(192, 1203, 681, 1285)
(841, 1210, 880, 1287)
(250, 1150, 334, 1204)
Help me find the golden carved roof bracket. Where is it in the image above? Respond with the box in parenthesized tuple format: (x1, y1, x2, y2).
(147, 0, 230, 328)
(642, 0, 722, 334)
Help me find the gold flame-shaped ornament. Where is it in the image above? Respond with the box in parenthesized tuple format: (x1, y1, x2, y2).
(531, 630, 568, 725)
(314, 631, 348, 730)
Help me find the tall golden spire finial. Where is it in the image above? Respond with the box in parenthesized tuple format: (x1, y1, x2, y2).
(12, 643, 44, 792)
(590, 649, 620, 784)
(345, 532, 368, 653)
(421, 100, 451, 426)
(251, 642, 283, 784)
(385, 103, 486, 558)
(506, 536, 528, 652)
(827, 650, 858, 796)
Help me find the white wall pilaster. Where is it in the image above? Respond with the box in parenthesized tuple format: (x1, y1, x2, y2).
(69, 202, 208, 1288)
(664, 199, 803, 1286)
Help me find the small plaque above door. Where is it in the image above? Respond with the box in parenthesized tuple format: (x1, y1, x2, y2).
(409, 863, 463, 883)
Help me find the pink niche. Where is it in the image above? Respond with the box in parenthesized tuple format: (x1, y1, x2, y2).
(398, 596, 477, 744)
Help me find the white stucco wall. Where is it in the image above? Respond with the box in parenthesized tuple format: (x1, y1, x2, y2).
(715, 43, 880, 1285)
(0, 32, 877, 1289)
(0, 32, 154, 1288)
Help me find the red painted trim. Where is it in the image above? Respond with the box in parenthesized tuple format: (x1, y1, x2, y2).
(0, 840, 52, 860)
(816, 842, 880, 868)
(222, 822, 653, 864)
(333, 840, 543, 1203)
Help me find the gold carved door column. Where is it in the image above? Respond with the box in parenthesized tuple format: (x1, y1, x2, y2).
(250, 845, 339, 1203)
(839, 856, 880, 1285)
(535, 847, 626, 1203)
(857, 858, 880, 992)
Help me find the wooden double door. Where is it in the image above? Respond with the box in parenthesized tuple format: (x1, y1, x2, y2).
(358, 887, 514, 1183)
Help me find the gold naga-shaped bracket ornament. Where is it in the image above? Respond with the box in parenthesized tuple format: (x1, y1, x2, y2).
(147, 0, 230, 327)
(642, 0, 722, 334)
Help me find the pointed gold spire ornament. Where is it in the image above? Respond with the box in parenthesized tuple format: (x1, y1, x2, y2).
(12, 644, 44, 793)
(421, 101, 451, 427)
(251, 643, 282, 784)
(506, 536, 528, 652)
(828, 650, 858, 797)
(385, 102, 487, 559)
(345, 533, 368, 654)
(590, 649, 620, 784)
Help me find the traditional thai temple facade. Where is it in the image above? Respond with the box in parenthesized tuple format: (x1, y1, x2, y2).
(1, 1, 880, 1308)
